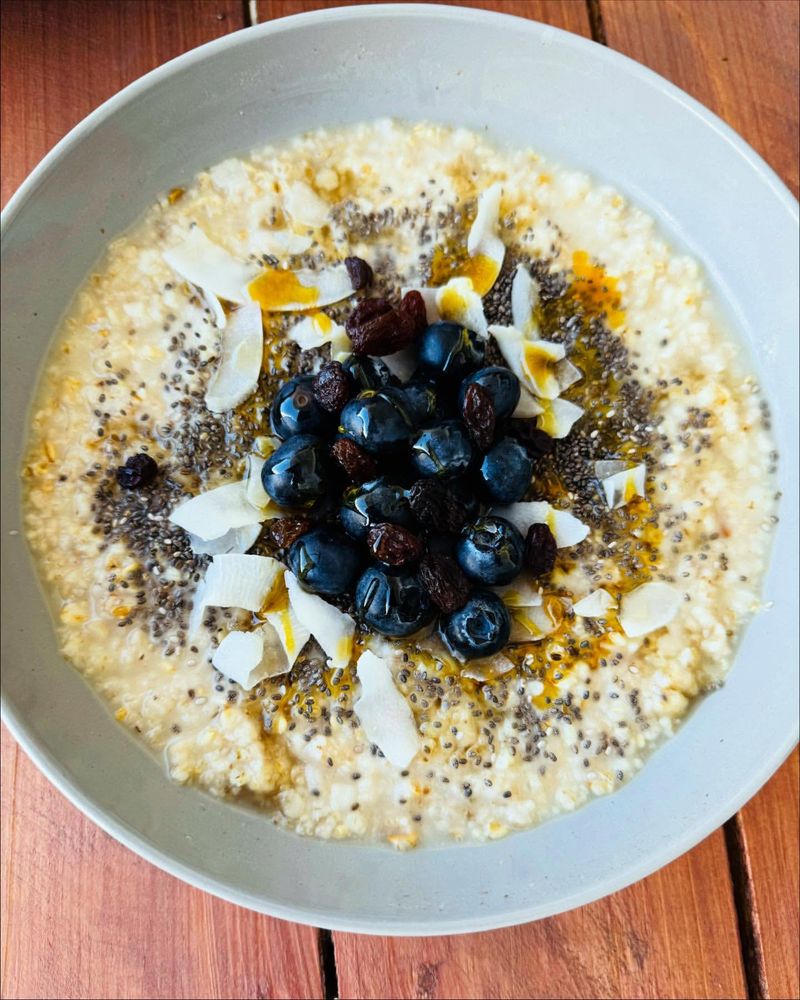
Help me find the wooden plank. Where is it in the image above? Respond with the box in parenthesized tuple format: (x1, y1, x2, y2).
(333, 829, 746, 999)
(599, 0, 800, 197)
(0, 727, 325, 1000)
(737, 752, 800, 1000)
(601, 4, 799, 995)
(258, 5, 751, 1000)
(1, 3, 324, 999)
(0, 0, 247, 204)
(254, 0, 593, 37)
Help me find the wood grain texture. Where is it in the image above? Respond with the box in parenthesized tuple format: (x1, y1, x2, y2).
(332, 829, 747, 1000)
(738, 751, 800, 1000)
(255, 0, 592, 37)
(0, 728, 325, 1000)
(600, 0, 800, 197)
(1, 3, 324, 996)
(2, 1, 798, 999)
(0, 0, 246, 205)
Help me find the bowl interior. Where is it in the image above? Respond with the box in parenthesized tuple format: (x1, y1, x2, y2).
(2, 5, 798, 934)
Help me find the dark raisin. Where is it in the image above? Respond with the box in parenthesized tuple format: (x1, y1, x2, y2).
(462, 382, 495, 450)
(508, 421, 555, 459)
(312, 360, 352, 413)
(407, 478, 469, 533)
(345, 297, 417, 356)
(345, 256, 374, 291)
(366, 523, 423, 567)
(419, 553, 471, 613)
(331, 437, 379, 483)
(269, 516, 312, 550)
(524, 522, 557, 576)
(116, 453, 158, 489)
(398, 289, 428, 336)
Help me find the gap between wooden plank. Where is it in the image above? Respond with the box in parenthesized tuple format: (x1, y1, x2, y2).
(586, 0, 607, 44)
(724, 815, 770, 1000)
(319, 928, 340, 1000)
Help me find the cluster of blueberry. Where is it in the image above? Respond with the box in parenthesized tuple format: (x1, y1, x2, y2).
(260, 320, 549, 660)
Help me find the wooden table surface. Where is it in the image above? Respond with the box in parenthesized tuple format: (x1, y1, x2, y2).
(1, 2, 797, 997)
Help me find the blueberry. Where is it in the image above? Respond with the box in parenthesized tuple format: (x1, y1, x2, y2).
(341, 354, 396, 391)
(270, 375, 332, 440)
(339, 477, 413, 540)
(261, 434, 330, 509)
(441, 591, 511, 660)
(459, 366, 521, 420)
(339, 388, 415, 454)
(355, 566, 434, 637)
(288, 526, 362, 595)
(456, 516, 524, 586)
(402, 377, 438, 426)
(418, 322, 485, 379)
(411, 420, 473, 478)
(477, 437, 534, 503)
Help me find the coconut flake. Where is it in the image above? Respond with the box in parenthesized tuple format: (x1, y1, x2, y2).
(284, 571, 355, 670)
(619, 582, 681, 638)
(597, 462, 647, 509)
(572, 588, 616, 618)
(170, 481, 265, 540)
(243, 454, 274, 512)
(202, 554, 283, 612)
(493, 578, 543, 608)
(212, 630, 268, 690)
(520, 339, 566, 398)
(512, 386, 544, 418)
(354, 650, 419, 767)
(163, 227, 255, 304)
(510, 264, 541, 336)
(188, 523, 261, 556)
(247, 262, 354, 311)
(204, 302, 263, 412)
(509, 604, 557, 642)
(493, 501, 589, 548)
(208, 159, 251, 197)
(537, 396, 584, 438)
(264, 603, 311, 666)
(554, 358, 583, 393)
(286, 312, 351, 356)
(462, 653, 515, 682)
(466, 183, 505, 294)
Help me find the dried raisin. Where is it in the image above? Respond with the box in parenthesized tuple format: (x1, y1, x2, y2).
(344, 256, 374, 291)
(462, 382, 495, 450)
(407, 478, 469, 533)
(419, 553, 471, 613)
(331, 437, 379, 483)
(399, 289, 428, 336)
(345, 297, 418, 356)
(367, 523, 423, 567)
(312, 360, 352, 413)
(269, 516, 312, 550)
(524, 522, 557, 576)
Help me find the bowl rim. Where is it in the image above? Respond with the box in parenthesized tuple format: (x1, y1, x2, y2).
(2, 2, 798, 935)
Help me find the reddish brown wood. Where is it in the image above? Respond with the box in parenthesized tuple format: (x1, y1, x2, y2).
(2, 2, 798, 999)
(1, 3, 324, 996)
(737, 751, 800, 1000)
(255, 0, 592, 37)
(600, 0, 800, 197)
(333, 829, 746, 999)
(0, 728, 324, 1000)
(0, 0, 247, 205)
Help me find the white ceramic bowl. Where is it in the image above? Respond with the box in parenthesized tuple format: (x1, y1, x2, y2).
(2, 4, 798, 935)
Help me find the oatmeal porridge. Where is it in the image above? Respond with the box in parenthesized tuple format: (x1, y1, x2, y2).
(23, 120, 777, 846)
